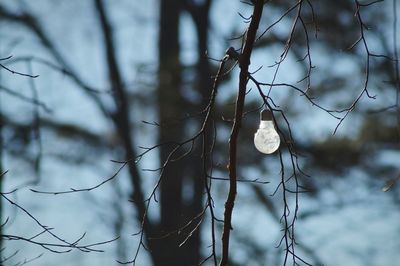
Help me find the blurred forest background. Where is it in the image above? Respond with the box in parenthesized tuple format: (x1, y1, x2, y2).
(0, 0, 399, 265)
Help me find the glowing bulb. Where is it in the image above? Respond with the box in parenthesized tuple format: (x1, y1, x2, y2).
(254, 109, 280, 154)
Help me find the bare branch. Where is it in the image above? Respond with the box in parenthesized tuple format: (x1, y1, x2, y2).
(220, 1, 265, 265)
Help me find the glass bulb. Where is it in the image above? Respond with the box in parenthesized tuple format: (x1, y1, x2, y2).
(254, 111, 280, 154)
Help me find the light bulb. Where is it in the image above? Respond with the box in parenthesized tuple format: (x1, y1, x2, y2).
(254, 109, 280, 154)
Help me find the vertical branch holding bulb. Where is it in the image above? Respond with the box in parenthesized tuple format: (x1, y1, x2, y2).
(219, 1, 265, 266)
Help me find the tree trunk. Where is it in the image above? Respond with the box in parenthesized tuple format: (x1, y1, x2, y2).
(155, 1, 212, 265)
(156, 0, 190, 265)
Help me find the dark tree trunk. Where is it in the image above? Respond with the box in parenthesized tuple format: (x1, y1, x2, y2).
(154, 1, 212, 265)
(182, 0, 213, 264)
(156, 0, 189, 265)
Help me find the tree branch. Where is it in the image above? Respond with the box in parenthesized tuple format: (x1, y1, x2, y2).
(93, 0, 153, 255)
(220, 1, 265, 265)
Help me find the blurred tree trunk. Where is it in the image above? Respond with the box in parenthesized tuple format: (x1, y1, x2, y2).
(155, 0, 186, 265)
(182, 0, 212, 262)
(154, 0, 211, 265)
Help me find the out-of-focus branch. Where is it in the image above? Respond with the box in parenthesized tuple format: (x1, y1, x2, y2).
(0, 251, 43, 266)
(252, 185, 325, 265)
(0, 4, 109, 116)
(93, 0, 153, 262)
(0, 191, 118, 253)
(0, 84, 51, 113)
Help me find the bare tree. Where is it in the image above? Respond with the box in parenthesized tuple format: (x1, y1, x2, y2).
(0, 0, 399, 265)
